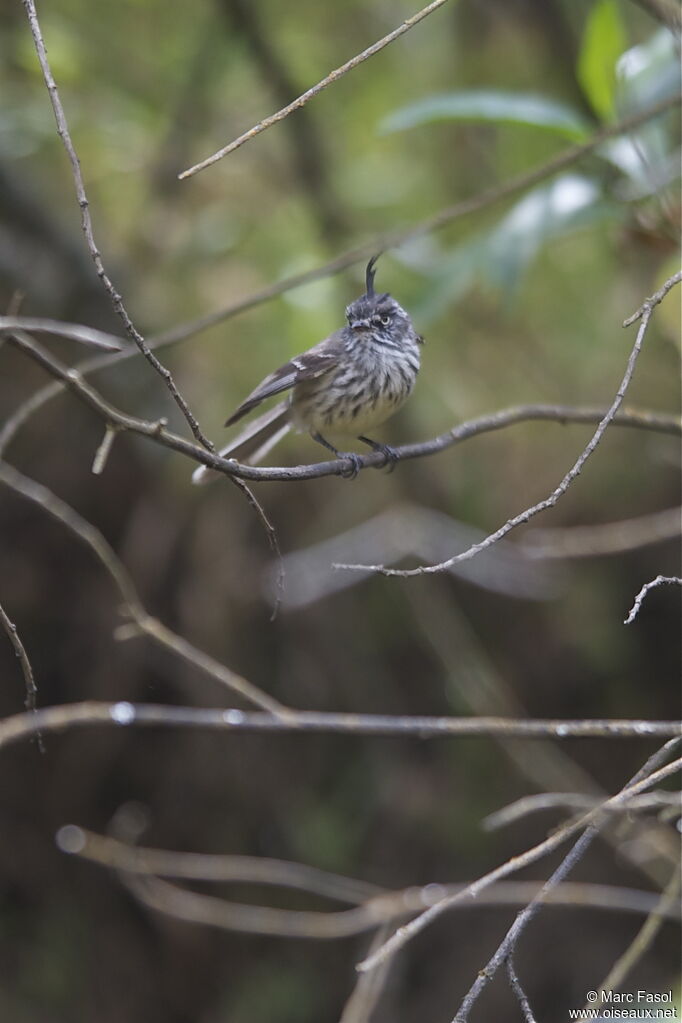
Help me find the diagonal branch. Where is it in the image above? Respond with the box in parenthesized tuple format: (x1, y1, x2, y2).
(20, 0, 213, 451)
(358, 741, 681, 974)
(0, 601, 40, 729)
(179, 0, 450, 179)
(0, 460, 286, 716)
(0, 317, 123, 351)
(450, 739, 681, 1021)
(336, 271, 682, 575)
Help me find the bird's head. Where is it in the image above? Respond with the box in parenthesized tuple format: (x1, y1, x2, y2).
(345, 255, 420, 345)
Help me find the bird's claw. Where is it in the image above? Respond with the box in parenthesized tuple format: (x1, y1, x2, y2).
(338, 452, 363, 479)
(374, 444, 400, 472)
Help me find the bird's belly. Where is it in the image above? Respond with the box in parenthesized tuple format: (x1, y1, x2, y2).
(291, 368, 414, 437)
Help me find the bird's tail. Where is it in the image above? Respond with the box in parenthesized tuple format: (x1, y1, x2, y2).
(191, 401, 291, 485)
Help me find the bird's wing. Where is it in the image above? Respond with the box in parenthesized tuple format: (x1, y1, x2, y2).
(225, 334, 343, 426)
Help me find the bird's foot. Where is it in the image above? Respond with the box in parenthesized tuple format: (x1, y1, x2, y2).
(337, 451, 363, 479)
(358, 437, 400, 472)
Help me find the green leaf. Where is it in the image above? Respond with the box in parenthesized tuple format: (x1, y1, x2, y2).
(415, 175, 614, 321)
(483, 175, 608, 292)
(577, 0, 628, 120)
(380, 90, 590, 140)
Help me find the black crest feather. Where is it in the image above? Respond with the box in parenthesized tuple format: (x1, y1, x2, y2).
(365, 254, 381, 297)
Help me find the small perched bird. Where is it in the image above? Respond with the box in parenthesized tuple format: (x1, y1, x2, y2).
(192, 256, 423, 483)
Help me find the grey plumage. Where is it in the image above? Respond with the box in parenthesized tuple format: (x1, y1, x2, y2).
(192, 257, 422, 484)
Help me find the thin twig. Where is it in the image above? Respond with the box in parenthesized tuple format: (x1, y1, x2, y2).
(91, 425, 118, 475)
(20, 0, 213, 451)
(227, 475, 285, 620)
(483, 790, 681, 831)
(2, 94, 678, 461)
(0, 700, 678, 751)
(0, 601, 42, 750)
(0, 317, 123, 351)
(522, 507, 682, 559)
(453, 827, 599, 1021)
(506, 959, 538, 1023)
(451, 744, 682, 1020)
(178, 0, 450, 179)
(358, 743, 681, 974)
(339, 925, 394, 1023)
(624, 574, 682, 624)
(0, 460, 286, 715)
(583, 870, 682, 1012)
(337, 272, 682, 575)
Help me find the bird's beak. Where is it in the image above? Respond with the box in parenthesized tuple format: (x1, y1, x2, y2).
(350, 318, 370, 331)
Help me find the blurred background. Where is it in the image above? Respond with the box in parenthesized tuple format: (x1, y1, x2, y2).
(0, 0, 680, 1020)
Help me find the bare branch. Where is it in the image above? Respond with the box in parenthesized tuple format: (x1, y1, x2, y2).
(91, 425, 118, 475)
(624, 574, 682, 624)
(453, 826, 600, 1021)
(522, 507, 682, 559)
(358, 742, 681, 974)
(0, 700, 678, 751)
(339, 925, 394, 1023)
(483, 790, 681, 832)
(0, 317, 123, 351)
(0, 461, 286, 715)
(0, 601, 40, 745)
(583, 870, 681, 1012)
(5, 330, 680, 483)
(178, 0, 450, 179)
(506, 959, 538, 1023)
(337, 272, 682, 575)
(20, 0, 213, 450)
(53, 827, 681, 942)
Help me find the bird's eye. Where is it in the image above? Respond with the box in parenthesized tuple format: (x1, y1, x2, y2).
(380, 315, 390, 326)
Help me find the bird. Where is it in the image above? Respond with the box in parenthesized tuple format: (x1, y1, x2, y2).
(192, 255, 423, 483)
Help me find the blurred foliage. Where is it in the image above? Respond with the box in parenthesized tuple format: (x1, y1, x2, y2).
(0, 1, 680, 1021)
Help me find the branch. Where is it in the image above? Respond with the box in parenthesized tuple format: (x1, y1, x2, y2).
(521, 507, 682, 559)
(0, 601, 39, 727)
(483, 790, 681, 832)
(358, 740, 681, 973)
(0, 317, 123, 351)
(5, 330, 680, 482)
(53, 827, 681, 942)
(582, 870, 681, 1013)
(178, 0, 450, 179)
(453, 826, 600, 1021)
(2, 94, 678, 458)
(20, 0, 213, 450)
(506, 959, 538, 1023)
(0, 700, 679, 751)
(624, 574, 682, 624)
(0, 460, 286, 715)
(337, 271, 682, 575)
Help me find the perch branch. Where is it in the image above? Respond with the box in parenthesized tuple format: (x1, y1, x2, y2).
(5, 330, 681, 482)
